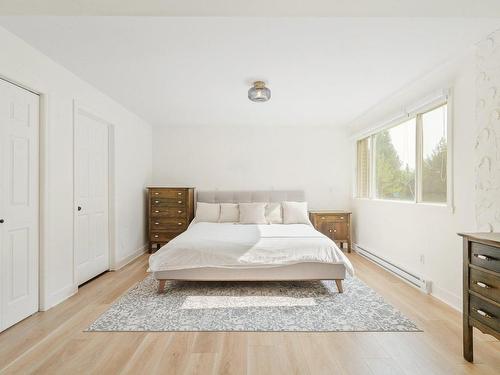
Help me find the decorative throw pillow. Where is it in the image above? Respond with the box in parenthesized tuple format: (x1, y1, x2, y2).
(194, 202, 220, 222)
(265, 202, 282, 224)
(219, 203, 240, 223)
(239, 203, 267, 224)
(282, 201, 310, 224)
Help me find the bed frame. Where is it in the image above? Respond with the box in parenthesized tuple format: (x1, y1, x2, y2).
(154, 190, 346, 293)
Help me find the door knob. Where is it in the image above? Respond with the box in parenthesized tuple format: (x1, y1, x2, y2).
(78, 206, 82, 211)
(0, 219, 4, 223)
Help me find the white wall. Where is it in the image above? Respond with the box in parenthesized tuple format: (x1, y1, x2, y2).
(350, 52, 477, 310)
(0, 26, 153, 310)
(152, 126, 351, 210)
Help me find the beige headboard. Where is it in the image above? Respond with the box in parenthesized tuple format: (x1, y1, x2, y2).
(196, 190, 305, 204)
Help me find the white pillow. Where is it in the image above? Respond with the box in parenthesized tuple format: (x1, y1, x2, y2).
(219, 203, 239, 223)
(195, 202, 220, 222)
(282, 201, 310, 224)
(239, 203, 267, 224)
(265, 202, 282, 224)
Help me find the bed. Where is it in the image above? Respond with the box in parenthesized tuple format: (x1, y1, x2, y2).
(148, 190, 353, 293)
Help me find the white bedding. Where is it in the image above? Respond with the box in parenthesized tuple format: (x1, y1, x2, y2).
(149, 223, 354, 275)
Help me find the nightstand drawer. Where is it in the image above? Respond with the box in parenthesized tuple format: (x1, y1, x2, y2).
(471, 242, 500, 273)
(316, 214, 347, 223)
(150, 189, 186, 199)
(470, 268, 500, 303)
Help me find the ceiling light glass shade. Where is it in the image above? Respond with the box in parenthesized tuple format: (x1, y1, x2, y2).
(248, 81, 271, 102)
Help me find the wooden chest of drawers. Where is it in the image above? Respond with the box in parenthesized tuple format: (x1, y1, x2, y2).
(147, 187, 194, 253)
(309, 211, 351, 252)
(459, 232, 500, 362)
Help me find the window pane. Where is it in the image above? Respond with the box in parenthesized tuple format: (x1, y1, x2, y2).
(356, 137, 370, 198)
(375, 118, 416, 201)
(421, 104, 447, 203)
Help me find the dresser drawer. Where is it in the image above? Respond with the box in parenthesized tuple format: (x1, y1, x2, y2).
(471, 242, 500, 273)
(151, 198, 187, 207)
(150, 230, 184, 242)
(150, 188, 185, 199)
(469, 295, 500, 333)
(150, 218, 188, 229)
(470, 268, 500, 303)
(151, 207, 186, 217)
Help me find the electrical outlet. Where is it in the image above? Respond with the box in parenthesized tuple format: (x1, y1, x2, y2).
(419, 254, 425, 264)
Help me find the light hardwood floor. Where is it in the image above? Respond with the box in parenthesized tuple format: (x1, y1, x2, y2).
(0, 253, 498, 375)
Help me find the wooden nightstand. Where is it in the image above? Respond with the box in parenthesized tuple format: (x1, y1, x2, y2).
(309, 210, 352, 252)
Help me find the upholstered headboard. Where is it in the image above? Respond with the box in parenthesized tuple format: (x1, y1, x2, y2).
(196, 190, 305, 204)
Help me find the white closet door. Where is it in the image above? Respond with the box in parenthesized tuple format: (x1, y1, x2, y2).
(0, 79, 39, 332)
(74, 110, 109, 285)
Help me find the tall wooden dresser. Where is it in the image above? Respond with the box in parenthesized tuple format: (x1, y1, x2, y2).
(147, 187, 195, 253)
(309, 210, 352, 252)
(459, 232, 500, 362)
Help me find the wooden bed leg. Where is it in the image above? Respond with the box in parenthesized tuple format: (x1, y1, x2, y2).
(335, 279, 344, 293)
(157, 279, 166, 293)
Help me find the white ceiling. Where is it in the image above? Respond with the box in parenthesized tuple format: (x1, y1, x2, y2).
(2, 1, 500, 17)
(1, 17, 500, 127)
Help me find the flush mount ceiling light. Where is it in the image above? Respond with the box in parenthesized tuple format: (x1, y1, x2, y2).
(248, 81, 271, 102)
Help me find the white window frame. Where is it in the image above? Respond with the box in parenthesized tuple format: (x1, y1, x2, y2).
(353, 90, 454, 211)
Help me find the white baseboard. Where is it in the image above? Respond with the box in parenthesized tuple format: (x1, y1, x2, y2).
(40, 283, 78, 312)
(431, 284, 462, 312)
(110, 245, 148, 271)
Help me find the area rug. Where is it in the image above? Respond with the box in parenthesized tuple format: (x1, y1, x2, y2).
(86, 276, 420, 332)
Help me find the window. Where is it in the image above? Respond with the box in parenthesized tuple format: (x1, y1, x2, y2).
(355, 101, 449, 204)
(356, 137, 370, 198)
(421, 105, 447, 203)
(374, 118, 416, 201)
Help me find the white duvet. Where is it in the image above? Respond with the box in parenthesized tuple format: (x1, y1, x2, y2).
(149, 222, 354, 275)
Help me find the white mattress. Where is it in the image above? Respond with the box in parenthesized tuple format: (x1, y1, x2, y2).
(148, 222, 354, 275)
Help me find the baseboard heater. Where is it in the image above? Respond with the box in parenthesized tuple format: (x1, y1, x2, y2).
(353, 244, 432, 294)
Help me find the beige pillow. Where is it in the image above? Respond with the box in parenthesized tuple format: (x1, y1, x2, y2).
(265, 202, 282, 224)
(282, 201, 310, 224)
(239, 203, 267, 224)
(194, 202, 220, 222)
(219, 203, 240, 223)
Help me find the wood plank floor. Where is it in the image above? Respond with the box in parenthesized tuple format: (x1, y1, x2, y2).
(0, 253, 498, 375)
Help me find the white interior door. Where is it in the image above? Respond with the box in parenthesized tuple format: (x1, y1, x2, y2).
(0, 79, 39, 332)
(75, 109, 109, 285)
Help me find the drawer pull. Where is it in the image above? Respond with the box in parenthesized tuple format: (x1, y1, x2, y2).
(154, 210, 159, 213)
(178, 210, 182, 214)
(329, 229, 332, 233)
(155, 200, 159, 203)
(155, 222, 159, 225)
(474, 281, 490, 289)
(321, 216, 325, 220)
(154, 235, 159, 238)
(334, 230, 337, 233)
(476, 309, 493, 319)
(154, 192, 159, 195)
(178, 222, 182, 225)
(340, 216, 344, 219)
(474, 254, 494, 261)
(178, 192, 182, 195)
(178, 201, 182, 204)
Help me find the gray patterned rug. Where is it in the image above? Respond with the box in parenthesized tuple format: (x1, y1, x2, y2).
(87, 276, 420, 332)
